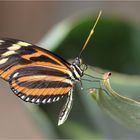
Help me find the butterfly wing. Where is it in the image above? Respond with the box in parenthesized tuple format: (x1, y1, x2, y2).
(0, 38, 73, 103)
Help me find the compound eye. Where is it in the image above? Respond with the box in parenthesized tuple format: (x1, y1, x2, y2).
(73, 57, 82, 66)
(75, 59, 80, 65)
(80, 63, 88, 71)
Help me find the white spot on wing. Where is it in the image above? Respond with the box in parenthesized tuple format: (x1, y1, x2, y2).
(2, 50, 16, 57)
(36, 99, 40, 103)
(8, 44, 21, 51)
(26, 97, 30, 102)
(12, 72, 19, 78)
(31, 98, 36, 103)
(13, 89, 18, 94)
(21, 95, 26, 100)
(42, 99, 47, 104)
(0, 40, 5, 43)
(53, 97, 56, 102)
(56, 97, 60, 101)
(18, 93, 22, 97)
(0, 58, 8, 64)
(47, 98, 51, 103)
(0, 40, 5, 45)
(17, 41, 31, 47)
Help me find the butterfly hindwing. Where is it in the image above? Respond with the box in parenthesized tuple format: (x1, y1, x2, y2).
(0, 38, 73, 103)
(10, 74, 72, 103)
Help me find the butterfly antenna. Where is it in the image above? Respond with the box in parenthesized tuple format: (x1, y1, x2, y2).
(78, 10, 102, 58)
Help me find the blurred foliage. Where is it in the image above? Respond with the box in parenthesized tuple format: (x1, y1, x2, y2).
(55, 16, 135, 74)
(27, 13, 140, 139)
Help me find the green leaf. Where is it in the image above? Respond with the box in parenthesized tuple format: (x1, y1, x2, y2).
(90, 72, 140, 132)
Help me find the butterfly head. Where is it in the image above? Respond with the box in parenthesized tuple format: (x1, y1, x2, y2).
(72, 57, 87, 77)
(73, 57, 82, 66)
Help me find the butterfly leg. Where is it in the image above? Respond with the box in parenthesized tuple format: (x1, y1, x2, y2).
(58, 89, 73, 126)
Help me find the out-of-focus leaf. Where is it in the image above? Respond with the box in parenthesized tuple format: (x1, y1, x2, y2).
(37, 19, 72, 51)
(90, 72, 140, 132)
(24, 104, 59, 139)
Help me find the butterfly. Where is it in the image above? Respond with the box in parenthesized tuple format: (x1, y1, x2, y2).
(0, 11, 102, 125)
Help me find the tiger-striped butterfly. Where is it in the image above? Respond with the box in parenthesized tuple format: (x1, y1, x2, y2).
(0, 11, 102, 125)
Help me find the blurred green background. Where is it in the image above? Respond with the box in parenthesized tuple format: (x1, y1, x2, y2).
(0, 1, 140, 139)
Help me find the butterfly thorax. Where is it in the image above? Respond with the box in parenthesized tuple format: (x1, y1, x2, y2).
(70, 57, 87, 81)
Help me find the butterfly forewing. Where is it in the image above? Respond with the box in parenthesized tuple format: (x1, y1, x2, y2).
(0, 38, 73, 103)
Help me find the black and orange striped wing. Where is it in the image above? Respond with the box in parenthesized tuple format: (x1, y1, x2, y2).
(0, 38, 73, 103)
